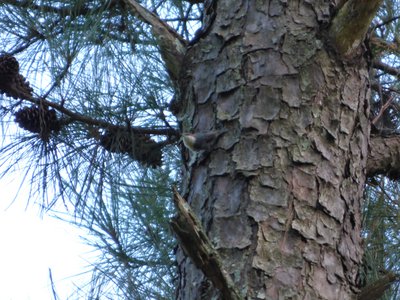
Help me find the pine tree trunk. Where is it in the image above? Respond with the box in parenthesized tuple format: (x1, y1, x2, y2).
(176, 1, 370, 299)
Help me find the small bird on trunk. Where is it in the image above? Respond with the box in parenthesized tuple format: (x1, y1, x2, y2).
(182, 129, 227, 152)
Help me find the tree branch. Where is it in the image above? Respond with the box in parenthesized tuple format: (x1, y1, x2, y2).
(12, 93, 177, 137)
(122, 0, 187, 81)
(1, 0, 117, 18)
(358, 272, 398, 300)
(372, 15, 400, 30)
(1, 0, 93, 20)
(0, 51, 179, 167)
(370, 35, 400, 57)
(373, 60, 400, 79)
(170, 188, 243, 300)
(367, 135, 400, 180)
(0, 53, 178, 137)
(329, 0, 383, 56)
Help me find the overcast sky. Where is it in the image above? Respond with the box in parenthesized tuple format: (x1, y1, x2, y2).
(0, 180, 93, 300)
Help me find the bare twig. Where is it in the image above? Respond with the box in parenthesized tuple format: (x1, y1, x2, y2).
(372, 93, 395, 125)
(372, 15, 400, 30)
(122, 0, 187, 81)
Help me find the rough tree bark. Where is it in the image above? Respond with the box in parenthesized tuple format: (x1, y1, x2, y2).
(173, 1, 376, 299)
(2, 0, 397, 299)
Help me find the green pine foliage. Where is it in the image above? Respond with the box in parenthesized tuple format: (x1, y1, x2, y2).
(0, 0, 201, 299)
(363, 178, 400, 299)
(362, 1, 400, 298)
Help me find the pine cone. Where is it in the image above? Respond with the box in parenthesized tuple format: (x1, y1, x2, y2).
(1, 73, 34, 100)
(100, 127, 133, 154)
(0, 53, 19, 80)
(99, 127, 162, 167)
(0, 54, 33, 100)
(15, 106, 41, 133)
(130, 134, 162, 168)
(14, 105, 61, 139)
